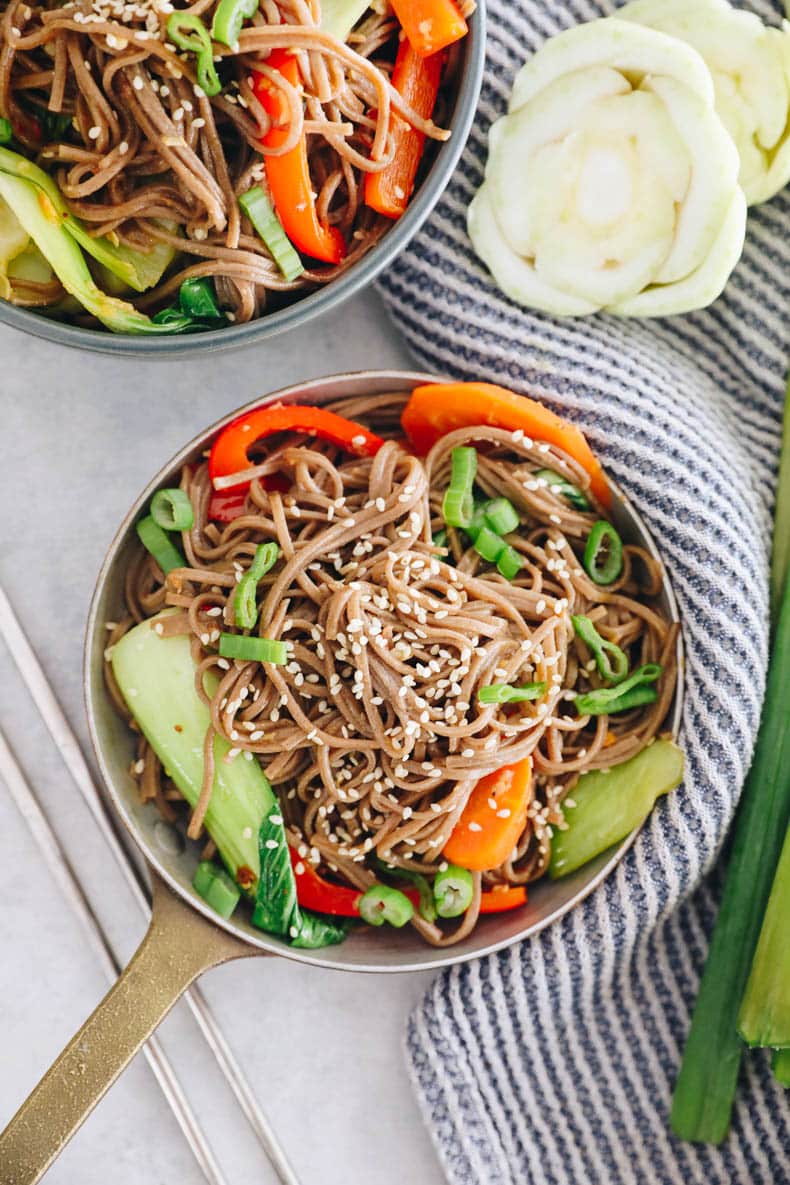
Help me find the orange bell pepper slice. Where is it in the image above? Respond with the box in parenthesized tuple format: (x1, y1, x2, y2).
(252, 49, 346, 265)
(443, 757, 533, 871)
(479, 885, 528, 914)
(390, 0, 467, 57)
(401, 381, 611, 507)
(365, 40, 445, 220)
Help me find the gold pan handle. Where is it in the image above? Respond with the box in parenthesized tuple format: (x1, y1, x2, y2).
(0, 873, 257, 1185)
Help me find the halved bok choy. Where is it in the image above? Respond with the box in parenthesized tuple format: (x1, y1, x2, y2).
(0, 146, 180, 331)
(618, 0, 790, 206)
(468, 19, 747, 318)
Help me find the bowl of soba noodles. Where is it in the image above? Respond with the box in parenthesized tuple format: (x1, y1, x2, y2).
(0, 1, 484, 354)
(87, 369, 685, 967)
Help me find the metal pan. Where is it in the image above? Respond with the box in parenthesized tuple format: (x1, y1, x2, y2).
(0, 370, 684, 1182)
(0, 13, 485, 358)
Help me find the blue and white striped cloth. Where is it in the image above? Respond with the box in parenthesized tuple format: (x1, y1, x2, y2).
(377, 2, 790, 1181)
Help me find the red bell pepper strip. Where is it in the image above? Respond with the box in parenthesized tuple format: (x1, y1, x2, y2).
(290, 849, 421, 916)
(479, 885, 528, 914)
(252, 49, 346, 265)
(389, 0, 467, 57)
(208, 404, 385, 494)
(365, 40, 445, 220)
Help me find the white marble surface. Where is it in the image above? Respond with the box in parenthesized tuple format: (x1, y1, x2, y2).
(0, 295, 448, 1185)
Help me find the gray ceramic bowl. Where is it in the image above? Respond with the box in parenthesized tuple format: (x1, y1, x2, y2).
(0, 14, 485, 357)
(85, 369, 685, 973)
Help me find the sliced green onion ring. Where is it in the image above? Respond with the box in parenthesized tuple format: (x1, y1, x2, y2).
(484, 496, 520, 535)
(378, 862, 437, 923)
(571, 614, 629, 683)
(583, 520, 624, 585)
(574, 663, 662, 716)
(496, 544, 524, 580)
(358, 884, 414, 928)
(136, 515, 185, 575)
(442, 447, 477, 529)
(249, 541, 280, 580)
(218, 633, 288, 664)
(166, 12, 221, 96)
(434, 865, 475, 919)
(234, 543, 280, 630)
(535, 467, 591, 511)
(150, 488, 195, 532)
(474, 525, 505, 563)
(0, 118, 12, 144)
(192, 860, 241, 919)
(478, 681, 547, 705)
(211, 0, 257, 50)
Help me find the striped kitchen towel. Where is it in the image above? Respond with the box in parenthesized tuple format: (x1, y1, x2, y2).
(377, 2, 790, 1182)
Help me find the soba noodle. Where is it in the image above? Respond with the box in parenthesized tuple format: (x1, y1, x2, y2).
(107, 391, 678, 944)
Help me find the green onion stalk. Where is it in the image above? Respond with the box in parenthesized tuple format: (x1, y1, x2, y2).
(670, 375, 790, 1140)
(736, 375, 790, 1066)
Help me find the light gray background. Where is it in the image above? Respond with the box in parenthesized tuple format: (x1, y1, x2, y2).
(0, 294, 448, 1185)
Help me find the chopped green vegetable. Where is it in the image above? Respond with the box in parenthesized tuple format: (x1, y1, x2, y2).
(583, 520, 623, 585)
(358, 884, 414, 927)
(166, 13, 222, 97)
(218, 634, 288, 664)
(150, 488, 194, 532)
(548, 739, 684, 879)
(496, 544, 524, 579)
(442, 447, 477, 529)
(773, 1049, 790, 1087)
(111, 617, 275, 884)
(136, 515, 185, 575)
(0, 119, 11, 145)
(474, 525, 505, 563)
(152, 277, 226, 332)
(179, 276, 223, 320)
(211, 0, 258, 50)
(574, 663, 661, 716)
(234, 542, 280, 630)
(378, 862, 437, 923)
(483, 496, 520, 535)
(239, 186, 304, 283)
(290, 912, 349, 948)
(252, 802, 348, 948)
(252, 803, 297, 935)
(434, 864, 475, 918)
(193, 860, 241, 919)
(671, 543, 790, 1141)
(535, 467, 591, 511)
(479, 681, 547, 705)
(571, 614, 629, 682)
